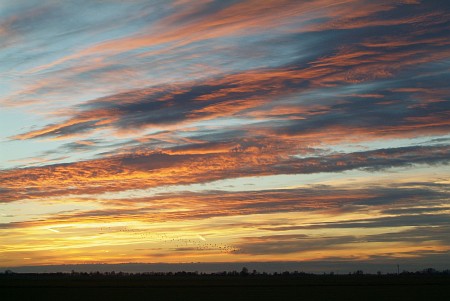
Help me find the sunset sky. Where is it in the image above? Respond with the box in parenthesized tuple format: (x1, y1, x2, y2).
(1, 0, 450, 272)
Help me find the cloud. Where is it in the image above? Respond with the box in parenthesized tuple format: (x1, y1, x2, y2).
(11, 23, 450, 144)
(5, 0, 449, 146)
(236, 234, 357, 255)
(2, 179, 449, 227)
(0, 143, 449, 202)
(2, 0, 450, 268)
(236, 224, 450, 256)
(2, 179, 449, 266)
(302, 214, 450, 230)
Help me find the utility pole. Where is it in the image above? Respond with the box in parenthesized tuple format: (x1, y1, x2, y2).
(397, 264, 400, 275)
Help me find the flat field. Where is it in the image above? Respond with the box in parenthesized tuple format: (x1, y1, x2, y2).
(1, 273, 449, 300)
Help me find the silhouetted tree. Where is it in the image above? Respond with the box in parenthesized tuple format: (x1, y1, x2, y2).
(240, 267, 249, 276)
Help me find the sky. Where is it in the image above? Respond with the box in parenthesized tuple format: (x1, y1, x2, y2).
(1, 0, 450, 272)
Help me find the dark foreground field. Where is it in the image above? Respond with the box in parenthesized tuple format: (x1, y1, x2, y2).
(2, 273, 449, 301)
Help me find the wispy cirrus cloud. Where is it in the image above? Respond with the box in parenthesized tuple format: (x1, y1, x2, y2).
(10, 8, 450, 142)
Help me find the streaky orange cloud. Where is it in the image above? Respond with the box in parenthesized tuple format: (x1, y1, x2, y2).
(1, 143, 449, 203)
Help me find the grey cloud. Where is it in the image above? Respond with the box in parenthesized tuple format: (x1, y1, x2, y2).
(303, 214, 450, 230)
(236, 235, 357, 255)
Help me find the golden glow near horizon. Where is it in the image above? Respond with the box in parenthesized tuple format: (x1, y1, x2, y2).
(2, 168, 449, 267)
(1, 0, 450, 270)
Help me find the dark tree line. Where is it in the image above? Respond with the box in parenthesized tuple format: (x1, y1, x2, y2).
(2, 267, 450, 278)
